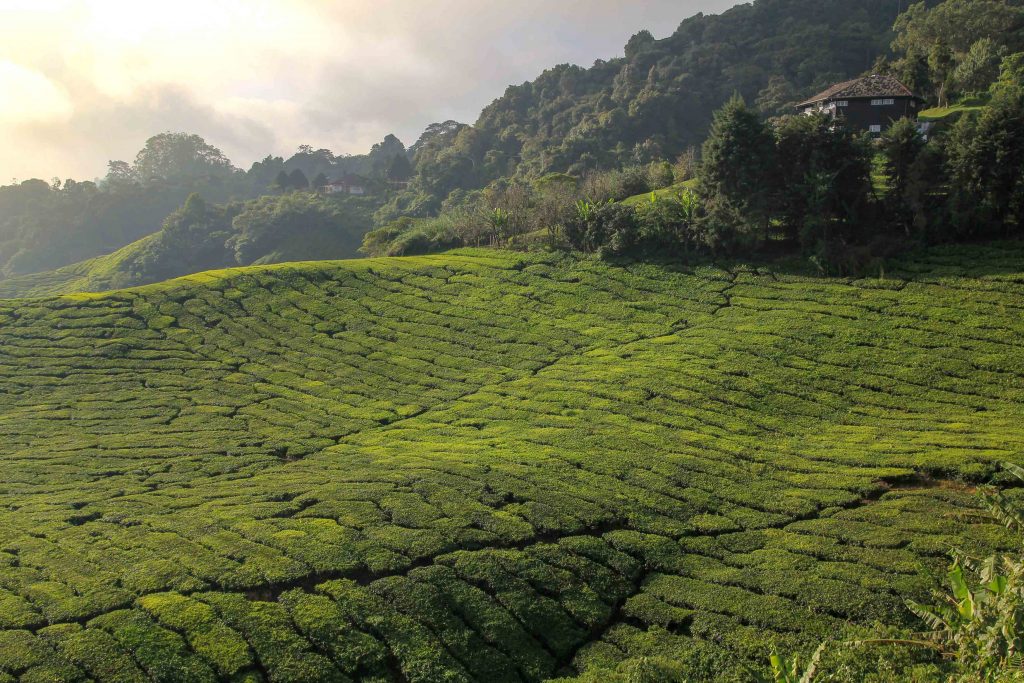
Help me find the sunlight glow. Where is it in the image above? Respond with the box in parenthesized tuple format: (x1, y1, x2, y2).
(0, 61, 73, 124)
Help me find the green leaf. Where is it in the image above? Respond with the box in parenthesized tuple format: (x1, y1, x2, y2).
(988, 574, 1008, 595)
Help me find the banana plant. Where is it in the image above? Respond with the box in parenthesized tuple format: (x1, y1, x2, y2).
(574, 199, 597, 223)
(679, 189, 700, 223)
(769, 642, 827, 683)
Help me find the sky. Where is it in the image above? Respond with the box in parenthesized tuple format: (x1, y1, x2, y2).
(0, 0, 739, 182)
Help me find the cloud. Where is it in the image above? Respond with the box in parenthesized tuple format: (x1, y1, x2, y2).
(0, 61, 74, 125)
(0, 0, 738, 181)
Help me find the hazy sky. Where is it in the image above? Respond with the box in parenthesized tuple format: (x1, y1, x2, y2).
(0, 0, 739, 182)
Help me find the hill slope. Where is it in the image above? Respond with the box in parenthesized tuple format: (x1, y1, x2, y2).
(395, 0, 928, 211)
(0, 192, 376, 300)
(0, 234, 160, 299)
(0, 246, 1023, 681)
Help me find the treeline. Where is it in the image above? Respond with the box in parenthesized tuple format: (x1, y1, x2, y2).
(361, 161, 688, 257)
(696, 55, 1023, 271)
(365, 52, 1023, 273)
(0, 132, 408, 279)
(373, 0, 937, 223)
(888, 0, 1024, 106)
(6, 0, 1022, 282)
(369, 0, 1024, 270)
(110, 190, 375, 288)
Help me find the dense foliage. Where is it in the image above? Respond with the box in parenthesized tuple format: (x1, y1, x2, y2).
(373, 0, 927, 218)
(364, 46, 1023, 275)
(361, 165, 686, 258)
(888, 0, 1024, 107)
(0, 191, 377, 298)
(0, 132, 411, 282)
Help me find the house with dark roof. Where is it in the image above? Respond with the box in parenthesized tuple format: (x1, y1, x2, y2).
(797, 74, 925, 135)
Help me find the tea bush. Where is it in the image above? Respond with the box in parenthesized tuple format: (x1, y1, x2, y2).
(0, 244, 1022, 680)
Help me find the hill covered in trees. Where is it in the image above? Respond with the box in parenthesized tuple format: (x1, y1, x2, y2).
(0, 191, 378, 298)
(0, 134, 408, 282)
(379, 0, 943, 220)
(0, 245, 1022, 680)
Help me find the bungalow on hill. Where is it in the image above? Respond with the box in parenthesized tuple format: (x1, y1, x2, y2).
(324, 175, 367, 196)
(796, 74, 927, 136)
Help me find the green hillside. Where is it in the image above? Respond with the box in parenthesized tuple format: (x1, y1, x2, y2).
(1, 245, 1023, 681)
(0, 235, 158, 300)
(0, 192, 375, 300)
(621, 180, 698, 207)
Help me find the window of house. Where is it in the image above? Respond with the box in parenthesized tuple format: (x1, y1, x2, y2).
(835, 100, 848, 107)
(871, 98, 895, 106)
(869, 124, 882, 133)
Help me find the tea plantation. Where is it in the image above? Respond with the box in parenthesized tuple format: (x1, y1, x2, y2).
(1, 245, 1023, 682)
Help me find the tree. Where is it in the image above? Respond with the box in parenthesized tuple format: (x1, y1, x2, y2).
(770, 113, 874, 253)
(132, 133, 235, 182)
(624, 30, 655, 60)
(756, 75, 799, 116)
(288, 169, 309, 191)
(104, 160, 137, 186)
(697, 95, 776, 247)
(370, 134, 408, 176)
(311, 173, 328, 190)
(273, 170, 291, 193)
(228, 192, 368, 265)
(386, 154, 413, 182)
(881, 117, 928, 235)
(181, 192, 207, 222)
(946, 60, 1024, 237)
(531, 173, 578, 247)
(992, 51, 1024, 97)
(248, 156, 286, 193)
(564, 200, 639, 255)
(892, 0, 1024, 105)
(409, 121, 467, 161)
(953, 38, 1006, 94)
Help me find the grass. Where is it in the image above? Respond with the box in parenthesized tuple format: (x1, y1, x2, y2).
(918, 94, 991, 122)
(621, 179, 698, 207)
(0, 244, 1022, 681)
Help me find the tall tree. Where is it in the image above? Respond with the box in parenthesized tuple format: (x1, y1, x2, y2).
(132, 133, 235, 182)
(770, 113, 874, 251)
(946, 56, 1024, 236)
(288, 169, 310, 191)
(104, 160, 137, 187)
(698, 95, 776, 247)
(953, 38, 1007, 94)
(370, 135, 408, 176)
(756, 75, 799, 116)
(880, 117, 928, 235)
(273, 170, 291, 192)
(386, 154, 413, 182)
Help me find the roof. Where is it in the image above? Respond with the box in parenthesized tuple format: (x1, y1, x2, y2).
(797, 75, 919, 107)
